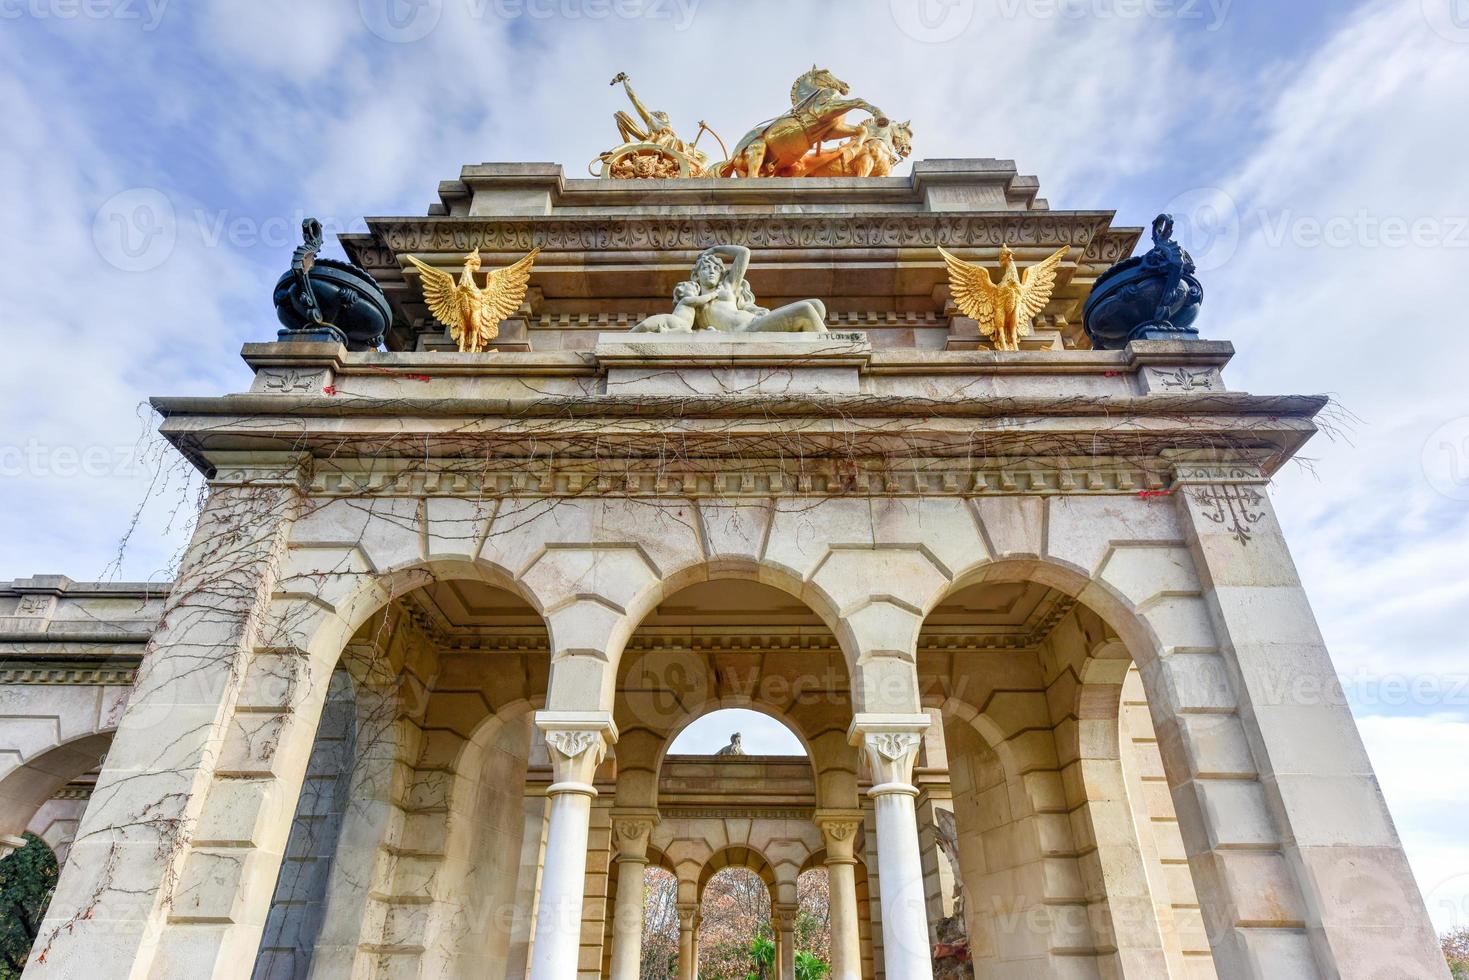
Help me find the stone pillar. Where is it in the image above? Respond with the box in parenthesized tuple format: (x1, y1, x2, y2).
(1168, 463, 1451, 979)
(677, 904, 699, 980)
(529, 711, 617, 980)
(28, 482, 301, 980)
(607, 811, 657, 980)
(775, 905, 797, 980)
(816, 811, 864, 980)
(851, 714, 934, 980)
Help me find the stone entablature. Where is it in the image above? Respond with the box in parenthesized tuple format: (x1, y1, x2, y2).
(339, 159, 1139, 351)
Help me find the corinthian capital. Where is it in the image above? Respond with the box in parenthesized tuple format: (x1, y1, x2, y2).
(849, 713, 930, 796)
(611, 809, 659, 860)
(814, 809, 864, 863)
(536, 710, 618, 792)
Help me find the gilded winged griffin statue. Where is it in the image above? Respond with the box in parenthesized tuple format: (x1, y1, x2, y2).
(938, 244, 1070, 351)
(404, 247, 539, 353)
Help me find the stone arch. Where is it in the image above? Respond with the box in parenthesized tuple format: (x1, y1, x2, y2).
(239, 556, 554, 980)
(697, 845, 779, 905)
(921, 552, 1238, 978)
(611, 574, 862, 813)
(0, 730, 112, 849)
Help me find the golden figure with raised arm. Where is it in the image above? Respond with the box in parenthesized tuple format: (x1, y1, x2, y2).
(938, 244, 1070, 351)
(404, 247, 539, 353)
(593, 72, 715, 179)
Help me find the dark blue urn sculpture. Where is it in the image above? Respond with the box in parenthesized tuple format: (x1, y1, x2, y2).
(273, 218, 391, 350)
(1083, 213, 1204, 349)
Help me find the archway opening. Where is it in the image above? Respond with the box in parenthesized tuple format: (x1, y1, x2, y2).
(254, 571, 553, 980)
(641, 865, 680, 979)
(699, 866, 773, 979)
(667, 708, 806, 756)
(918, 570, 1217, 978)
(796, 866, 832, 970)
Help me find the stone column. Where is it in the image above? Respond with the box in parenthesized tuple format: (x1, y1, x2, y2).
(529, 711, 617, 980)
(677, 904, 699, 980)
(608, 811, 657, 980)
(774, 905, 798, 979)
(1168, 463, 1451, 979)
(851, 714, 934, 980)
(816, 811, 864, 980)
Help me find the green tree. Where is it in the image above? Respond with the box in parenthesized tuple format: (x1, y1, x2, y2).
(745, 933, 775, 980)
(1444, 926, 1469, 979)
(0, 834, 59, 978)
(795, 949, 831, 980)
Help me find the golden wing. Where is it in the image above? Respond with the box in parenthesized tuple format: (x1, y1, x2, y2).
(477, 248, 541, 338)
(404, 254, 465, 340)
(938, 245, 1000, 336)
(1015, 245, 1071, 329)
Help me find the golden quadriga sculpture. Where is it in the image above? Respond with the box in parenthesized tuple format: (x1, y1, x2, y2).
(938, 244, 1069, 351)
(404, 248, 539, 353)
(592, 73, 718, 178)
(594, 67, 912, 180)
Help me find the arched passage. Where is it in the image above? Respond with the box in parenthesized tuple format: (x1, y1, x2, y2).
(917, 560, 1223, 978)
(248, 566, 557, 980)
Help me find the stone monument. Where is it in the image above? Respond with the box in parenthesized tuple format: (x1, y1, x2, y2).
(0, 73, 1449, 980)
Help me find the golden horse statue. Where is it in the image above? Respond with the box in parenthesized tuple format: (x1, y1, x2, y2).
(786, 116, 913, 178)
(719, 66, 884, 178)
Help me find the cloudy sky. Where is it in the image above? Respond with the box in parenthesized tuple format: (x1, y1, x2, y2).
(2, 0, 1466, 936)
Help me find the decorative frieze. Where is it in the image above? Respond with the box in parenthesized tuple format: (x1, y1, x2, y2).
(304, 460, 1171, 499)
(0, 661, 139, 686)
(352, 212, 1120, 261)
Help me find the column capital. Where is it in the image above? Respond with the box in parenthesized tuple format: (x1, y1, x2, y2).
(610, 808, 659, 861)
(676, 903, 700, 930)
(849, 713, 930, 797)
(813, 809, 865, 863)
(536, 710, 617, 795)
(773, 904, 799, 931)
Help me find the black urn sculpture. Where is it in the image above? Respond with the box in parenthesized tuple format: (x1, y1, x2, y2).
(273, 218, 391, 350)
(1083, 213, 1203, 350)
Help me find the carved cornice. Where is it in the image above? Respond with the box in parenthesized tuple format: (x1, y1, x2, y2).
(0, 660, 139, 686)
(303, 459, 1171, 499)
(658, 807, 814, 821)
(349, 212, 1125, 263)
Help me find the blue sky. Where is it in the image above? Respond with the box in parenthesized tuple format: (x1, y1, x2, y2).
(1, 0, 1466, 936)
